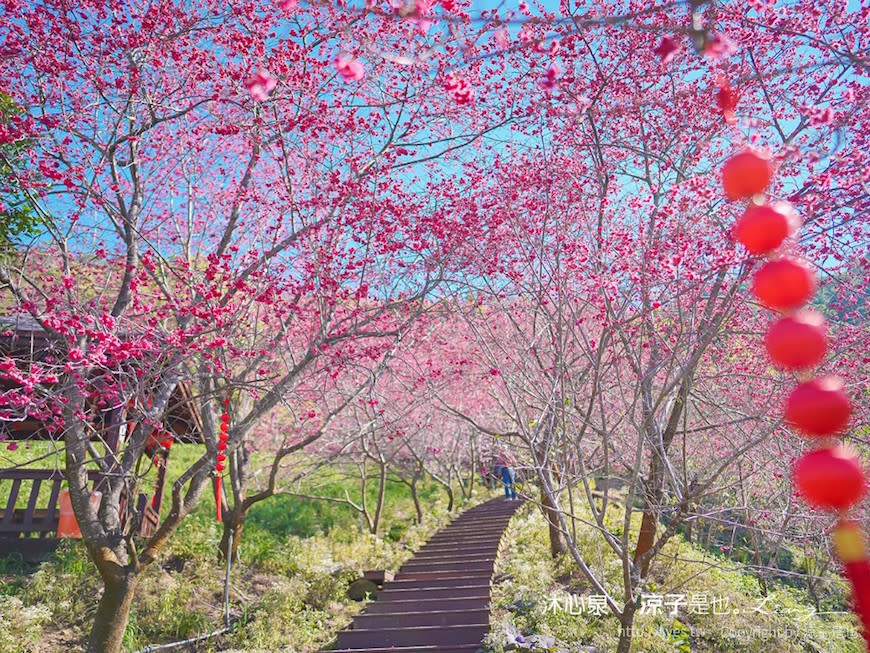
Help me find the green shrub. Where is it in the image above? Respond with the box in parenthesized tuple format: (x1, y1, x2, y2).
(386, 522, 408, 542)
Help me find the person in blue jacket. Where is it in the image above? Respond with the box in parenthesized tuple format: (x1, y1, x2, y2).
(497, 450, 518, 501)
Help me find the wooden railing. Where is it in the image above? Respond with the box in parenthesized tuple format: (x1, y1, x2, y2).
(0, 469, 105, 537)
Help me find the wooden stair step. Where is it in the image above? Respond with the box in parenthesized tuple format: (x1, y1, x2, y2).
(376, 585, 491, 600)
(353, 608, 490, 628)
(335, 624, 489, 648)
(399, 558, 495, 570)
(400, 558, 494, 570)
(386, 575, 492, 590)
(361, 597, 490, 614)
(331, 646, 482, 653)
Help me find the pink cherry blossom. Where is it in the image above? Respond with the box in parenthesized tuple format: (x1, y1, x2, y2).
(334, 55, 365, 82)
(703, 32, 737, 60)
(539, 63, 561, 90)
(245, 70, 277, 102)
(716, 79, 738, 124)
(653, 36, 680, 63)
(443, 72, 474, 104)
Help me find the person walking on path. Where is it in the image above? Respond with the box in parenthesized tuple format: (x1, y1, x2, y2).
(497, 450, 518, 501)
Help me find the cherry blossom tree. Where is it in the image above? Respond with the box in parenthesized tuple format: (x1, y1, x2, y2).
(0, 0, 867, 651)
(421, 2, 867, 649)
(0, 0, 511, 648)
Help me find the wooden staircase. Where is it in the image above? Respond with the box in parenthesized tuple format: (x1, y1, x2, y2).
(328, 497, 520, 653)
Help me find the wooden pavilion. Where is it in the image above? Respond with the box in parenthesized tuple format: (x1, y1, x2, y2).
(0, 315, 204, 560)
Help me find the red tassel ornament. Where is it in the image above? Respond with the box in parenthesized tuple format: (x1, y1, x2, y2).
(215, 475, 223, 523)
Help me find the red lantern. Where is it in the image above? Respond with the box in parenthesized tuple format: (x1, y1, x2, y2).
(722, 149, 773, 200)
(764, 310, 827, 370)
(145, 429, 162, 451)
(734, 201, 799, 255)
(751, 257, 816, 311)
(216, 394, 230, 523)
(785, 376, 852, 437)
(793, 446, 866, 510)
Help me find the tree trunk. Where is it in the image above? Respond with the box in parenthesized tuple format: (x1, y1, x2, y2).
(446, 483, 455, 512)
(634, 508, 658, 577)
(615, 601, 638, 653)
(219, 506, 248, 561)
(541, 485, 567, 558)
(467, 436, 476, 496)
(87, 570, 140, 653)
(360, 458, 373, 532)
(411, 476, 423, 524)
(371, 459, 387, 535)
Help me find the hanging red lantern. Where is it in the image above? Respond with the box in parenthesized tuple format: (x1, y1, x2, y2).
(145, 429, 162, 451)
(785, 376, 852, 437)
(764, 310, 827, 370)
(793, 446, 866, 510)
(734, 201, 799, 255)
(751, 257, 816, 311)
(722, 149, 773, 200)
(215, 395, 231, 523)
(721, 145, 868, 643)
(160, 433, 174, 449)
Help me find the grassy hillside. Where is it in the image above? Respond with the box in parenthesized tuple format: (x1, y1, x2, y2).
(0, 444, 487, 652)
(1, 444, 861, 652)
(486, 499, 862, 652)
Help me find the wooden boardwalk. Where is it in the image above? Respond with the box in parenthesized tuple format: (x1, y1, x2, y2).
(329, 497, 520, 653)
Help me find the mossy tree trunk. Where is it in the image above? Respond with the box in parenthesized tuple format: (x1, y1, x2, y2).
(88, 565, 140, 653)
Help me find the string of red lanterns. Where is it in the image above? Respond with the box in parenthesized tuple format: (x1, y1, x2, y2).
(722, 149, 868, 648)
(216, 395, 229, 523)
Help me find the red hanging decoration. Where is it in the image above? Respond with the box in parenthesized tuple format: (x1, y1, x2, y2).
(751, 257, 816, 311)
(721, 149, 773, 200)
(785, 376, 852, 437)
(793, 447, 866, 510)
(734, 201, 799, 255)
(722, 146, 865, 645)
(215, 393, 230, 523)
(764, 311, 827, 370)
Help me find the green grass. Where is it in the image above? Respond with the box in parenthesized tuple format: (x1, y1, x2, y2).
(486, 498, 863, 653)
(5, 442, 852, 653)
(0, 440, 492, 652)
